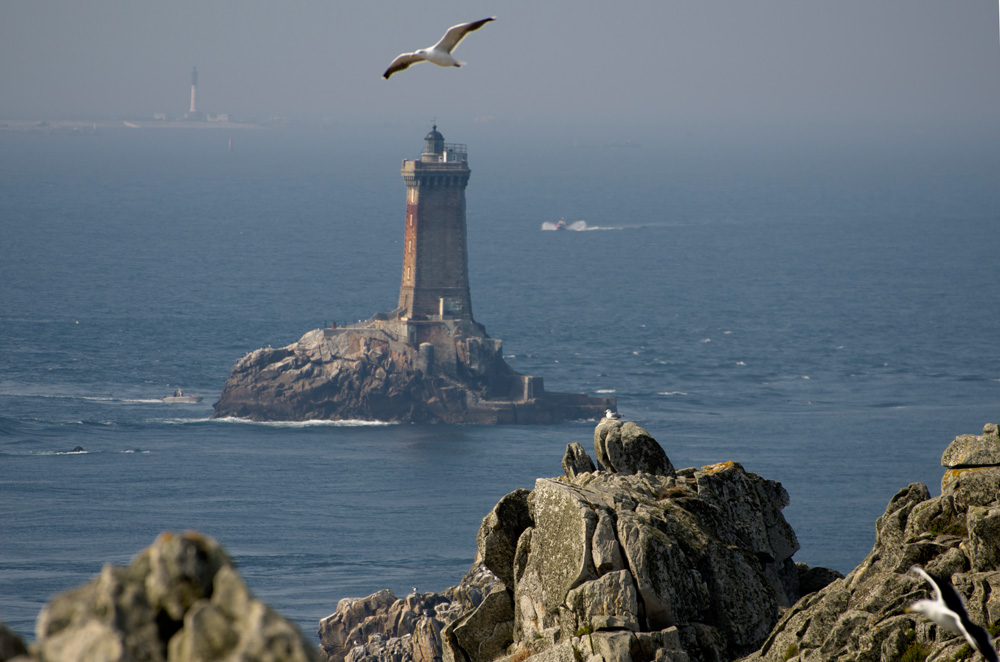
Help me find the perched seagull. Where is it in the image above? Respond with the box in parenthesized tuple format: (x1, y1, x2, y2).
(908, 566, 998, 662)
(604, 409, 622, 420)
(382, 17, 496, 79)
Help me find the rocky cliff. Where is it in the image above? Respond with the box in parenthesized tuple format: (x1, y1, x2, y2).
(213, 324, 614, 424)
(9, 424, 995, 662)
(320, 419, 828, 662)
(1, 531, 321, 662)
(742, 423, 1000, 662)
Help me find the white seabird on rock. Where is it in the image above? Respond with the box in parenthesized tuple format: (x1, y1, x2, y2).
(907, 566, 998, 662)
(382, 17, 496, 79)
(604, 409, 622, 420)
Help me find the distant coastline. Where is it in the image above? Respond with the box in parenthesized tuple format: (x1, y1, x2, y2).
(0, 119, 267, 132)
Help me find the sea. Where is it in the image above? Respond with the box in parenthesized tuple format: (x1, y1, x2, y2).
(1, 122, 998, 643)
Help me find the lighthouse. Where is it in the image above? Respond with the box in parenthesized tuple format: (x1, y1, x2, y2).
(396, 126, 473, 321)
(214, 125, 617, 423)
(189, 66, 198, 114)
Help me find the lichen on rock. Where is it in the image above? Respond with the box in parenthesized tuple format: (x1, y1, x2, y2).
(213, 323, 614, 424)
(329, 420, 804, 662)
(742, 423, 1000, 662)
(22, 531, 321, 662)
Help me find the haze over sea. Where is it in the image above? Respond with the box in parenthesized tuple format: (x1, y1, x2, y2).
(1, 123, 998, 641)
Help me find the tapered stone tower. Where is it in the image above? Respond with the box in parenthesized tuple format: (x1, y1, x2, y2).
(397, 126, 473, 321)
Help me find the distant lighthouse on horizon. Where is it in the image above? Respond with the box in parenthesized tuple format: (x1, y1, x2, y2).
(189, 66, 198, 114)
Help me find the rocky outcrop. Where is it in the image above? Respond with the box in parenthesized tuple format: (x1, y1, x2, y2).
(742, 423, 1000, 662)
(317, 562, 501, 662)
(17, 531, 320, 662)
(593, 420, 675, 476)
(327, 419, 806, 662)
(213, 324, 614, 424)
(0, 623, 28, 661)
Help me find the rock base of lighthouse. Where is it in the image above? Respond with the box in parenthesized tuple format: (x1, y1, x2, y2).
(212, 317, 614, 424)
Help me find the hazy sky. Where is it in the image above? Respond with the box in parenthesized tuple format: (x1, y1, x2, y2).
(2, 1, 999, 136)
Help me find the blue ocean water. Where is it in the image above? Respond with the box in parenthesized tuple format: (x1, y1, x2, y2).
(1, 125, 998, 642)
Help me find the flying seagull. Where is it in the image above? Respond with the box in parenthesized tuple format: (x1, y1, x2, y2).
(908, 566, 998, 662)
(383, 17, 496, 79)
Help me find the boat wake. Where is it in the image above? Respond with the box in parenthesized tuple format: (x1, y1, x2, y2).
(82, 396, 165, 404)
(541, 220, 629, 232)
(0, 390, 179, 405)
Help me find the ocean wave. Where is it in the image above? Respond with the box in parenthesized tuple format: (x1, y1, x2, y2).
(4, 447, 150, 457)
(658, 391, 688, 396)
(209, 417, 396, 428)
(28, 447, 89, 456)
(595, 389, 616, 394)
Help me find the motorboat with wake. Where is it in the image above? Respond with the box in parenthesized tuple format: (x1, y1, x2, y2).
(162, 389, 203, 404)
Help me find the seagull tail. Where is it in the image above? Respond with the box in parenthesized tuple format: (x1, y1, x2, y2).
(454, 60, 466, 67)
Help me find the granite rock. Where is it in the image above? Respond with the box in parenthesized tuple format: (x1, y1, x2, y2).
(444, 589, 515, 662)
(562, 443, 597, 480)
(941, 423, 1000, 468)
(464, 424, 800, 662)
(319, 421, 828, 662)
(594, 420, 675, 476)
(25, 531, 320, 662)
(318, 562, 501, 662)
(742, 424, 1000, 662)
(213, 324, 614, 425)
(0, 623, 28, 662)
(477, 490, 533, 590)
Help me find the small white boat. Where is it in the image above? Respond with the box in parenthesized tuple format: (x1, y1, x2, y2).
(162, 389, 203, 404)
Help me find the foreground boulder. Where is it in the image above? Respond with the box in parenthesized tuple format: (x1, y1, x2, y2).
(0, 623, 28, 661)
(326, 419, 809, 662)
(23, 531, 321, 662)
(742, 423, 1000, 662)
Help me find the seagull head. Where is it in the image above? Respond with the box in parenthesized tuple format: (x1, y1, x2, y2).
(906, 599, 962, 633)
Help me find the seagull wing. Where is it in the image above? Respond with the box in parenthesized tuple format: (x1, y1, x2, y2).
(912, 566, 945, 604)
(925, 570, 968, 616)
(383, 52, 426, 79)
(432, 17, 496, 53)
(912, 567, 997, 660)
(960, 620, 998, 662)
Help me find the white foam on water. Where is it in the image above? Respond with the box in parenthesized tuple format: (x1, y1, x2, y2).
(209, 416, 396, 428)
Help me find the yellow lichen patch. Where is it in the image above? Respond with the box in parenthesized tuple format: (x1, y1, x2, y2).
(657, 486, 690, 501)
(180, 530, 209, 545)
(155, 531, 176, 544)
(941, 466, 989, 493)
(701, 461, 738, 475)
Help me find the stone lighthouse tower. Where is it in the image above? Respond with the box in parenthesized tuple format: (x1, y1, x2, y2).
(396, 126, 473, 321)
